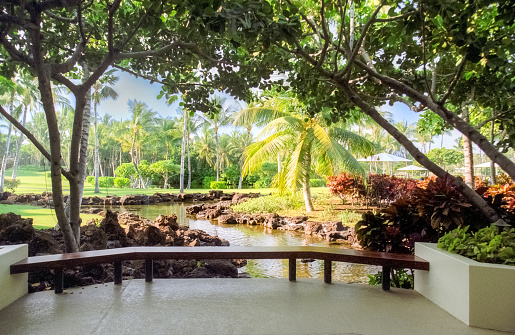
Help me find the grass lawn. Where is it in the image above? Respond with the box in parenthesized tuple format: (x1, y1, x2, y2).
(0, 204, 101, 229)
(2, 166, 354, 228)
(5, 166, 280, 197)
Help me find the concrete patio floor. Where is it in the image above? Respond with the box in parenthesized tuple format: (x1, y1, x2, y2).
(0, 278, 511, 335)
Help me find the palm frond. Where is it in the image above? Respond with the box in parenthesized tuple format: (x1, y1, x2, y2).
(329, 127, 377, 157)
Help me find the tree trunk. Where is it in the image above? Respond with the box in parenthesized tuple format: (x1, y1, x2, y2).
(215, 127, 220, 181)
(66, 62, 92, 245)
(94, 100, 100, 193)
(302, 150, 315, 212)
(187, 135, 191, 189)
(490, 113, 497, 185)
(0, 90, 15, 192)
(29, 24, 78, 252)
(179, 112, 187, 193)
(12, 105, 28, 180)
(338, 79, 503, 224)
(462, 103, 474, 189)
(238, 166, 243, 189)
(130, 129, 146, 188)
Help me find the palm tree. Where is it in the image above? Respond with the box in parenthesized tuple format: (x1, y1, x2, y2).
(228, 130, 253, 189)
(242, 94, 376, 212)
(195, 124, 215, 170)
(394, 121, 415, 158)
(414, 131, 433, 154)
(122, 100, 157, 188)
(92, 69, 119, 193)
(199, 96, 236, 181)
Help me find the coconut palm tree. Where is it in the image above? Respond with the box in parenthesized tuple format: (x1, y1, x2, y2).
(228, 130, 253, 189)
(92, 69, 119, 193)
(199, 96, 236, 181)
(122, 100, 157, 188)
(11, 75, 40, 179)
(195, 124, 215, 170)
(242, 94, 376, 212)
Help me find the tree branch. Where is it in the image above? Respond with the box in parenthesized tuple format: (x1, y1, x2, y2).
(337, 0, 386, 79)
(43, 10, 77, 22)
(374, 10, 419, 22)
(48, 42, 84, 74)
(0, 35, 35, 67)
(316, 0, 331, 69)
(476, 108, 515, 129)
(437, 56, 467, 105)
(0, 105, 51, 162)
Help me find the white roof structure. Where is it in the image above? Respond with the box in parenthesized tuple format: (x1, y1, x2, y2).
(474, 162, 499, 168)
(358, 153, 412, 162)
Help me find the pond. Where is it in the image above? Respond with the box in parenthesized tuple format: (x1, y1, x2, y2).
(86, 202, 379, 284)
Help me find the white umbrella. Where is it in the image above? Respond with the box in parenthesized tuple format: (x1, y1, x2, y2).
(397, 164, 428, 178)
(358, 153, 411, 175)
(357, 153, 412, 162)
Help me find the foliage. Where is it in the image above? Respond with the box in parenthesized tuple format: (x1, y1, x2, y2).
(327, 173, 365, 205)
(86, 176, 95, 185)
(3, 178, 20, 193)
(254, 177, 272, 188)
(438, 226, 515, 265)
(210, 181, 227, 189)
(356, 176, 491, 254)
(98, 177, 115, 188)
(222, 165, 241, 187)
(115, 163, 136, 179)
(327, 173, 418, 207)
(232, 193, 303, 214)
(426, 148, 464, 169)
(309, 179, 326, 187)
(368, 268, 414, 289)
(113, 178, 130, 188)
(415, 176, 476, 233)
(202, 176, 216, 188)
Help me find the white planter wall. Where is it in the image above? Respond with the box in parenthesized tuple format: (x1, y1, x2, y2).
(415, 242, 515, 333)
(0, 244, 28, 310)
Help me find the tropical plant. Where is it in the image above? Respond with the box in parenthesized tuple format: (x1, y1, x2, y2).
(92, 69, 119, 193)
(120, 100, 157, 188)
(199, 96, 237, 181)
(243, 91, 376, 212)
(438, 225, 515, 265)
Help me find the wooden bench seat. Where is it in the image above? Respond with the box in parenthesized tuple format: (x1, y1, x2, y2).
(10, 246, 429, 293)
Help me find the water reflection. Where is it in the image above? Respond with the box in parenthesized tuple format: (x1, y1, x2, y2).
(86, 202, 378, 283)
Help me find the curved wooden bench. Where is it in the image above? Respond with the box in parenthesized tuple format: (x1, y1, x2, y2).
(10, 246, 429, 293)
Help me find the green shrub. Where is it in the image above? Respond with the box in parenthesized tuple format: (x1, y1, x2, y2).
(98, 176, 115, 188)
(232, 193, 303, 214)
(4, 178, 21, 192)
(114, 177, 130, 188)
(210, 181, 227, 189)
(438, 225, 515, 265)
(86, 176, 95, 185)
(310, 179, 326, 187)
(202, 176, 216, 188)
(115, 163, 135, 179)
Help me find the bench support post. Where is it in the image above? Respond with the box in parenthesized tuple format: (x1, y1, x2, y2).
(382, 266, 391, 291)
(114, 261, 122, 284)
(324, 260, 332, 284)
(289, 258, 296, 282)
(145, 259, 153, 282)
(54, 268, 64, 294)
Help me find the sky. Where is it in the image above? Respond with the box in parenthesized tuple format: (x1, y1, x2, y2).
(95, 70, 460, 149)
